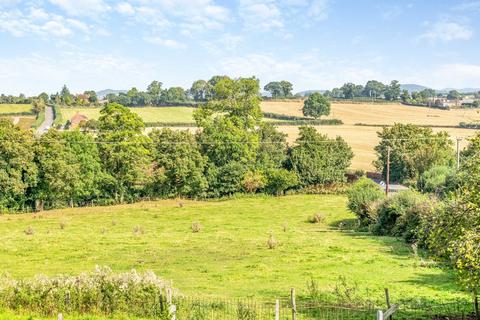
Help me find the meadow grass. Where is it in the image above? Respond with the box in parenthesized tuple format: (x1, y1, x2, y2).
(0, 104, 33, 115)
(0, 195, 465, 303)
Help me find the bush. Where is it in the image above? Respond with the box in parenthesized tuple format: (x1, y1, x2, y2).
(264, 168, 299, 195)
(372, 190, 436, 243)
(417, 165, 455, 196)
(347, 178, 385, 225)
(267, 233, 277, 249)
(242, 171, 266, 193)
(0, 266, 175, 318)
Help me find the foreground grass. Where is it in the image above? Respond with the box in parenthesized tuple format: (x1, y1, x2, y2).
(0, 195, 465, 304)
(0, 104, 33, 114)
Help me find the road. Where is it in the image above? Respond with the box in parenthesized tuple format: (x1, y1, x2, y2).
(36, 106, 54, 135)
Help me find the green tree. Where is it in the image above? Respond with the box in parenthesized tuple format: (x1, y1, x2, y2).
(374, 124, 454, 183)
(147, 80, 163, 97)
(189, 80, 208, 101)
(62, 130, 105, 204)
(288, 126, 353, 186)
(84, 90, 98, 104)
(97, 103, 152, 203)
(33, 129, 80, 209)
(447, 90, 461, 100)
(162, 87, 187, 102)
(279, 80, 293, 97)
(60, 84, 73, 105)
(400, 89, 410, 103)
(264, 168, 299, 195)
(264, 82, 283, 99)
(384, 80, 401, 101)
(256, 123, 288, 169)
(149, 128, 207, 198)
(363, 80, 385, 98)
(32, 98, 46, 115)
(340, 83, 357, 99)
(302, 92, 331, 119)
(0, 120, 38, 211)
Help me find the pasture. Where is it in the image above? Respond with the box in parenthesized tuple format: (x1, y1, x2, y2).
(0, 104, 33, 115)
(60, 106, 196, 124)
(0, 195, 464, 302)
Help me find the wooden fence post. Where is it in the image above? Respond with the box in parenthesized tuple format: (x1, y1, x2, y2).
(166, 288, 176, 320)
(275, 299, 279, 320)
(384, 288, 392, 320)
(377, 310, 384, 320)
(290, 288, 297, 320)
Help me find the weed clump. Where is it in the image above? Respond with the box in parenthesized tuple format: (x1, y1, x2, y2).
(191, 221, 202, 233)
(267, 233, 277, 249)
(24, 226, 35, 235)
(308, 213, 325, 224)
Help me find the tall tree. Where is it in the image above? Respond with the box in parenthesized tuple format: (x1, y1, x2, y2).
(363, 80, 385, 98)
(374, 123, 454, 182)
(0, 120, 38, 211)
(189, 80, 208, 101)
(340, 83, 357, 99)
(264, 82, 283, 99)
(288, 126, 353, 186)
(97, 103, 152, 203)
(302, 92, 331, 119)
(384, 80, 401, 101)
(279, 80, 293, 97)
(149, 128, 207, 198)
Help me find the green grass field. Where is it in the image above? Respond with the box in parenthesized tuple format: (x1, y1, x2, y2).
(60, 107, 196, 124)
(0, 195, 465, 304)
(0, 104, 32, 114)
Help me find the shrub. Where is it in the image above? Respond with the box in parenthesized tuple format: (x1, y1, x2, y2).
(242, 171, 266, 193)
(133, 225, 145, 235)
(347, 178, 385, 225)
(372, 190, 436, 243)
(264, 168, 299, 195)
(0, 266, 175, 318)
(191, 221, 202, 233)
(59, 221, 66, 230)
(417, 165, 455, 196)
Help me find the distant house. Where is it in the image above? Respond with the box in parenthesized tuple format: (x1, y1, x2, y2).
(70, 112, 88, 129)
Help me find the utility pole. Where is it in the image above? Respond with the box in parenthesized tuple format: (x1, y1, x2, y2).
(456, 137, 462, 170)
(386, 147, 391, 197)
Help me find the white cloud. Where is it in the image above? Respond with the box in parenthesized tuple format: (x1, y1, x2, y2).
(0, 8, 91, 38)
(49, 0, 110, 17)
(419, 20, 473, 42)
(144, 36, 186, 49)
(239, 0, 283, 31)
(0, 52, 163, 95)
(308, 0, 329, 21)
(434, 64, 480, 88)
(116, 2, 135, 15)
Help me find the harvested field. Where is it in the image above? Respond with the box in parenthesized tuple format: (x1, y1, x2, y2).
(261, 101, 480, 126)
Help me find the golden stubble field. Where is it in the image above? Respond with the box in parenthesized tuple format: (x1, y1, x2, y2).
(261, 100, 480, 126)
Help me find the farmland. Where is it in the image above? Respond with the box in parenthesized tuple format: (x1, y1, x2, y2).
(0, 104, 33, 115)
(261, 100, 480, 126)
(60, 106, 196, 124)
(0, 195, 464, 302)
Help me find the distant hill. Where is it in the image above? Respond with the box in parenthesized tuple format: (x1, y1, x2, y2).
(400, 84, 431, 93)
(439, 88, 480, 94)
(96, 89, 127, 99)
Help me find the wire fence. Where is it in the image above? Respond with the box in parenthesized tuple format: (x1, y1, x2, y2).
(168, 296, 477, 320)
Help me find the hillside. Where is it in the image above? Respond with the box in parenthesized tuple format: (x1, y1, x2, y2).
(0, 195, 464, 301)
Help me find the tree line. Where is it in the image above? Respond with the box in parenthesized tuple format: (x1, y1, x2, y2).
(0, 77, 353, 212)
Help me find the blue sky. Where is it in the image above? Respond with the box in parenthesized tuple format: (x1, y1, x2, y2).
(0, 0, 479, 95)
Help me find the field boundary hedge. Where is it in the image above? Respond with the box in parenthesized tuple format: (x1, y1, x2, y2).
(459, 122, 480, 129)
(0, 111, 34, 116)
(355, 123, 476, 129)
(145, 119, 343, 128)
(32, 110, 45, 129)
